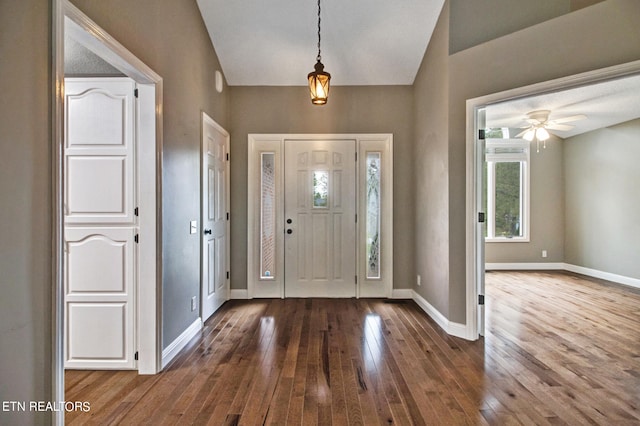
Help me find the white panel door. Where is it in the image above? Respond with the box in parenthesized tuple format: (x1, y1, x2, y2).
(202, 114, 229, 321)
(64, 228, 136, 368)
(284, 139, 357, 297)
(64, 78, 137, 369)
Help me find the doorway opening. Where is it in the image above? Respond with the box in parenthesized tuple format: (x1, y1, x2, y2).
(466, 60, 640, 340)
(52, 0, 163, 419)
(247, 134, 393, 299)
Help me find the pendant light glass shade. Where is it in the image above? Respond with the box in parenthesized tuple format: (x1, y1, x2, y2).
(308, 60, 331, 105)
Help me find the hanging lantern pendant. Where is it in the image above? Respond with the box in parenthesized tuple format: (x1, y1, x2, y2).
(308, 0, 330, 105)
(308, 60, 330, 105)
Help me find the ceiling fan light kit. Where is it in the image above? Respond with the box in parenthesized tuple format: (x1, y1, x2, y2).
(308, 0, 331, 105)
(517, 109, 586, 152)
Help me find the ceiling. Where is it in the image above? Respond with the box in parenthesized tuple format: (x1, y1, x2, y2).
(486, 74, 640, 139)
(196, 0, 445, 86)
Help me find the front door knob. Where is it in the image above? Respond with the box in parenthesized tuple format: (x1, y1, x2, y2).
(204, 229, 212, 235)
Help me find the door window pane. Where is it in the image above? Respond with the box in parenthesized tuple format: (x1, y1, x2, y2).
(313, 171, 329, 208)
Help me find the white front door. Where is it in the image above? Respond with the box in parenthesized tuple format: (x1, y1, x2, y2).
(201, 113, 230, 321)
(64, 78, 137, 369)
(284, 139, 357, 297)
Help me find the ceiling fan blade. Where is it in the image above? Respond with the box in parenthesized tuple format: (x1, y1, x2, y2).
(515, 129, 529, 138)
(525, 118, 541, 125)
(549, 114, 587, 124)
(546, 123, 574, 131)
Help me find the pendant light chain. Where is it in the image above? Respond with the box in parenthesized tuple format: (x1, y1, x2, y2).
(316, 0, 322, 62)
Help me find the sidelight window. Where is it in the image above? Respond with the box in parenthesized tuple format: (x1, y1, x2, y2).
(260, 153, 276, 278)
(366, 153, 381, 279)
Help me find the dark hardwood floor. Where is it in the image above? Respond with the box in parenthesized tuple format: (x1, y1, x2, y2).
(65, 271, 640, 425)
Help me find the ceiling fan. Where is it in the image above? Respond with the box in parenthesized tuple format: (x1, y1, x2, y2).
(516, 109, 587, 152)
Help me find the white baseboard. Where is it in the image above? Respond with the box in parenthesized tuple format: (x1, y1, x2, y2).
(391, 289, 413, 299)
(230, 289, 249, 299)
(161, 318, 202, 369)
(485, 262, 564, 270)
(486, 262, 640, 289)
(411, 291, 469, 340)
(446, 321, 470, 340)
(563, 263, 640, 289)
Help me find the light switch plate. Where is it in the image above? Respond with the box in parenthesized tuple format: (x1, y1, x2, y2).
(190, 220, 197, 234)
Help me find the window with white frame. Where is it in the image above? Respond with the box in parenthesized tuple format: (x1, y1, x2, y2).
(484, 138, 530, 241)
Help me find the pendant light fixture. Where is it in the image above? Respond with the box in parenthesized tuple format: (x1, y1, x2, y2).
(308, 0, 330, 105)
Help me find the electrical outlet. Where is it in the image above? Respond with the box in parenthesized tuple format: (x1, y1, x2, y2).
(542, 250, 548, 258)
(191, 296, 197, 311)
(417, 275, 421, 286)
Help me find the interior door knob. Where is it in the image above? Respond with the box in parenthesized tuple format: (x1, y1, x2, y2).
(204, 229, 212, 235)
(287, 218, 293, 224)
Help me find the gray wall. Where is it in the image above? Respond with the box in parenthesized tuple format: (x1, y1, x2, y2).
(229, 85, 415, 291)
(450, 0, 570, 54)
(485, 136, 565, 263)
(413, 2, 451, 316)
(69, 0, 230, 349)
(0, 0, 52, 424)
(449, 0, 605, 54)
(564, 119, 640, 279)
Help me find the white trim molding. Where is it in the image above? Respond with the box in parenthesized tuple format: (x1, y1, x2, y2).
(486, 262, 564, 270)
(162, 318, 202, 369)
(563, 264, 640, 290)
(485, 262, 640, 289)
(412, 291, 468, 340)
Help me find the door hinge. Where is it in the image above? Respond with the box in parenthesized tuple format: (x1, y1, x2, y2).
(134, 234, 139, 244)
(226, 153, 229, 161)
(478, 212, 485, 223)
(134, 207, 139, 217)
(355, 275, 358, 284)
(355, 152, 358, 161)
(226, 271, 230, 280)
(355, 214, 357, 223)
(479, 295, 485, 305)
(134, 351, 139, 361)
(226, 212, 230, 220)
(478, 129, 485, 140)
(134, 88, 139, 98)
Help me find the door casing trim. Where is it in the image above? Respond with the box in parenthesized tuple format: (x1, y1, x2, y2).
(247, 134, 393, 299)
